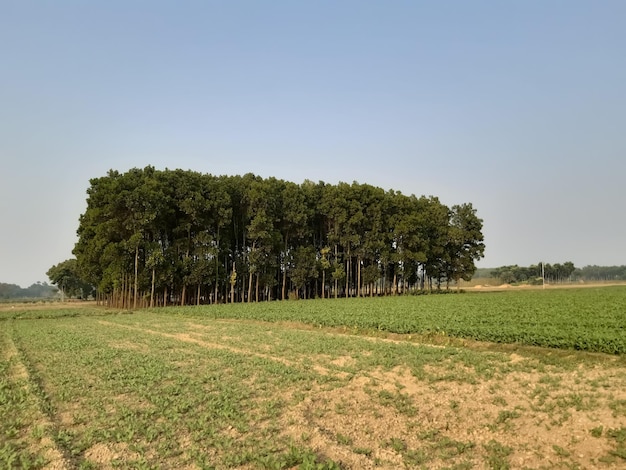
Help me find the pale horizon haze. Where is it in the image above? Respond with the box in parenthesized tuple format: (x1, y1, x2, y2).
(1, 1, 625, 288)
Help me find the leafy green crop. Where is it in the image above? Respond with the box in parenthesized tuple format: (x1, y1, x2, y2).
(161, 286, 626, 354)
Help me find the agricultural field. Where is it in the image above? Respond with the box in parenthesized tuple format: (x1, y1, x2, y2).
(1, 287, 625, 469)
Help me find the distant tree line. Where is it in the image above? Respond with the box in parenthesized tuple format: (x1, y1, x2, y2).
(491, 263, 626, 284)
(573, 265, 626, 282)
(67, 167, 485, 308)
(491, 262, 576, 284)
(0, 282, 57, 300)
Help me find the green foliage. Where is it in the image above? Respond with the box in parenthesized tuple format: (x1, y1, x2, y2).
(70, 167, 485, 307)
(47, 258, 94, 299)
(491, 262, 576, 285)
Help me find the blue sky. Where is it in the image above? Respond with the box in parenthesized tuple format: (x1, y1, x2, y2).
(1, 1, 625, 287)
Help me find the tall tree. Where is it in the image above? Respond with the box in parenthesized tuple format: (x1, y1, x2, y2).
(442, 203, 485, 289)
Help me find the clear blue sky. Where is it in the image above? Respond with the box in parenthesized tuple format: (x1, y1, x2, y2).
(1, 1, 625, 287)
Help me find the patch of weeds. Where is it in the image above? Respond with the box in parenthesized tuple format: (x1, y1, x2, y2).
(538, 374, 562, 387)
(434, 437, 475, 459)
(441, 463, 473, 470)
(377, 390, 417, 417)
(556, 392, 599, 412)
(257, 446, 343, 470)
(529, 386, 555, 412)
(609, 399, 626, 417)
(553, 445, 570, 457)
(382, 437, 407, 453)
(606, 427, 626, 461)
(335, 433, 353, 446)
(488, 409, 521, 431)
(496, 410, 521, 424)
(419, 429, 441, 441)
(483, 439, 512, 470)
(353, 447, 372, 456)
(590, 426, 603, 438)
(334, 399, 349, 415)
(550, 410, 572, 427)
(492, 396, 507, 407)
(404, 448, 430, 466)
(450, 400, 460, 410)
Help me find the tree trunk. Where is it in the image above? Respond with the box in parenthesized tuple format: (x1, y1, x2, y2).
(150, 267, 155, 308)
(215, 229, 220, 304)
(126, 273, 132, 309)
(248, 242, 255, 303)
(282, 238, 288, 300)
(345, 249, 350, 298)
(197, 284, 201, 305)
(357, 256, 361, 297)
(133, 245, 139, 310)
(230, 262, 236, 304)
(334, 244, 339, 299)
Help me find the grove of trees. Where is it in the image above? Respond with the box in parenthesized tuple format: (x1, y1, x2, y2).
(490, 263, 626, 284)
(69, 167, 485, 308)
(491, 262, 577, 285)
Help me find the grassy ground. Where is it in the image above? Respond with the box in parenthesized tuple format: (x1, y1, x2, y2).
(1, 289, 625, 469)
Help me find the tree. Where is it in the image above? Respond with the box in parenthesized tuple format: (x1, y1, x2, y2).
(441, 203, 485, 290)
(47, 258, 94, 299)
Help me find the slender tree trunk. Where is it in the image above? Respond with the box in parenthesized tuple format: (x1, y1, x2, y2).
(248, 243, 255, 303)
(282, 238, 288, 300)
(321, 269, 326, 299)
(230, 262, 236, 304)
(150, 267, 155, 308)
(255, 273, 259, 302)
(181, 285, 186, 306)
(357, 256, 361, 297)
(214, 254, 219, 304)
(197, 284, 201, 305)
(334, 244, 339, 299)
(126, 273, 132, 309)
(345, 249, 350, 298)
(133, 245, 139, 309)
(215, 229, 220, 304)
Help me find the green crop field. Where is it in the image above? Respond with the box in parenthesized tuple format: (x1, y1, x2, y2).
(2, 287, 626, 469)
(162, 286, 626, 354)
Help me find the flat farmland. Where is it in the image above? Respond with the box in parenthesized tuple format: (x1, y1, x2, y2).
(2, 287, 626, 469)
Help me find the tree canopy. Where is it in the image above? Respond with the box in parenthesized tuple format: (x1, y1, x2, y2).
(71, 167, 485, 307)
(47, 258, 95, 299)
